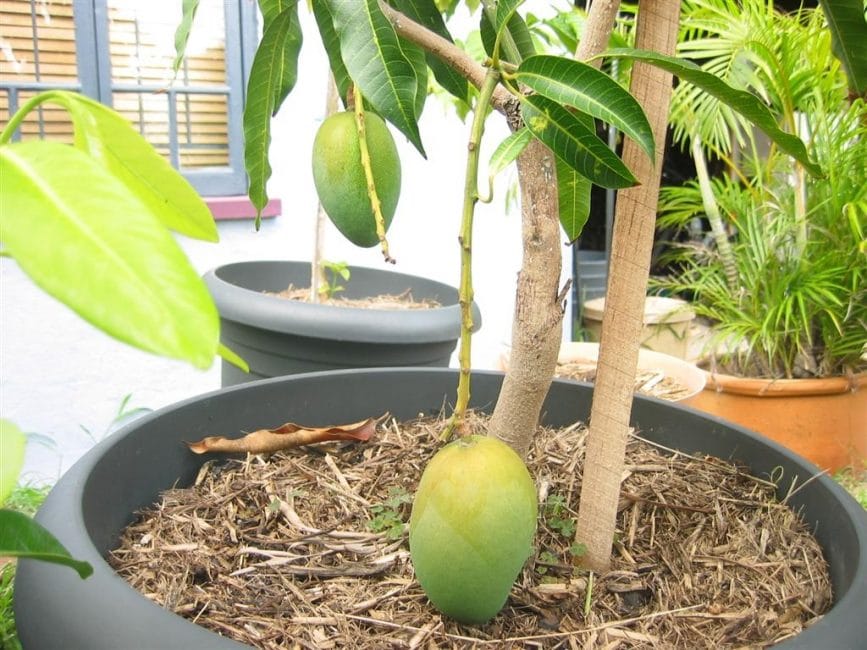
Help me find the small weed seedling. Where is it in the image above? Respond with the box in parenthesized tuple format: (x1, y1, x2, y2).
(544, 493, 577, 539)
(318, 260, 351, 301)
(367, 486, 412, 540)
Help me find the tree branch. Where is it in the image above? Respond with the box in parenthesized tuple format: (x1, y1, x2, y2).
(378, 1, 513, 115)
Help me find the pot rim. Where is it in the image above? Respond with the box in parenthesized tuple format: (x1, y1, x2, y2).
(702, 369, 867, 397)
(203, 260, 481, 343)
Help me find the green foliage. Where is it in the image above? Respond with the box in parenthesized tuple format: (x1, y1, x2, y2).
(834, 467, 867, 510)
(656, 0, 867, 378)
(318, 260, 351, 299)
(367, 486, 413, 540)
(0, 91, 223, 369)
(818, 0, 867, 99)
(544, 493, 576, 539)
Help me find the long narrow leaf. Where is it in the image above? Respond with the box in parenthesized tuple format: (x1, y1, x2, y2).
(604, 48, 823, 177)
(258, 0, 304, 114)
(312, 0, 352, 104)
(522, 95, 637, 189)
(390, 0, 469, 105)
(489, 127, 532, 181)
(172, 0, 201, 75)
(556, 157, 592, 243)
(516, 55, 654, 163)
(0, 510, 93, 579)
(0, 142, 219, 368)
(39, 92, 217, 242)
(328, 0, 425, 155)
(819, 0, 867, 98)
(244, 7, 299, 216)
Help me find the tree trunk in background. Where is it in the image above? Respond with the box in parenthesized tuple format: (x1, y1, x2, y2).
(488, 138, 563, 459)
(575, 0, 682, 572)
(574, 0, 621, 66)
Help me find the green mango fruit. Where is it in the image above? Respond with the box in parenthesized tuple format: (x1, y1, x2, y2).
(409, 435, 537, 624)
(311, 111, 401, 248)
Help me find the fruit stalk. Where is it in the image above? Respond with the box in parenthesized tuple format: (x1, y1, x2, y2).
(352, 84, 395, 264)
(442, 69, 500, 440)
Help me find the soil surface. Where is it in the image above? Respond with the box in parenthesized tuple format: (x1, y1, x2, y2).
(272, 286, 440, 310)
(111, 414, 831, 649)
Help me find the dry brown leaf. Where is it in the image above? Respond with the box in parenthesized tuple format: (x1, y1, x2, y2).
(187, 413, 386, 455)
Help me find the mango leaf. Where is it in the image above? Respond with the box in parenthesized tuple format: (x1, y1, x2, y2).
(494, 0, 524, 34)
(328, 0, 425, 155)
(480, 6, 536, 64)
(819, 0, 867, 98)
(488, 126, 532, 181)
(516, 55, 654, 163)
(556, 156, 591, 243)
(172, 0, 201, 74)
(312, 0, 352, 104)
(244, 6, 300, 217)
(604, 48, 823, 177)
(187, 414, 385, 455)
(218, 343, 249, 373)
(258, 0, 304, 113)
(522, 95, 637, 189)
(34, 91, 217, 242)
(389, 0, 469, 106)
(0, 141, 219, 368)
(0, 420, 26, 505)
(0, 509, 93, 579)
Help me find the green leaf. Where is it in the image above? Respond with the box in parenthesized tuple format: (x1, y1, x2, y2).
(218, 343, 249, 373)
(819, 0, 867, 98)
(0, 141, 219, 368)
(0, 420, 26, 505)
(604, 48, 824, 177)
(37, 92, 217, 242)
(172, 0, 201, 75)
(488, 127, 532, 181)
(480, 6, 536, 64)
(521, 95, 637, 189)
(494, 0, 524, 34)
(258, 0, 304, 113)
(244, 7, 300, 217)
(312, 0, 353, 105)
(328, 0, 425, 155)
(556, 156, 591, 243)
(516, 55, 654, 163)
(0, 510, 93, 579)
(390, 0, 469, 106)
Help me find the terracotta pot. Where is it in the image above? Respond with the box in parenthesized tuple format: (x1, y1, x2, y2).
(689, 371, 867, 472)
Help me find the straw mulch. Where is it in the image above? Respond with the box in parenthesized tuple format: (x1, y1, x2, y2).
(110, 413, 831, 649)
(272, 286, 441, 310)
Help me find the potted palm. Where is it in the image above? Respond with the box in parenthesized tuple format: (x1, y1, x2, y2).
(654, 0, 867, 472)
(7, 0, 867, 647)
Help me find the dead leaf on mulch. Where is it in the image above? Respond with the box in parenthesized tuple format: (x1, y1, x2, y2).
(112, 413, 832, 649)
(187, 414, 386, 455)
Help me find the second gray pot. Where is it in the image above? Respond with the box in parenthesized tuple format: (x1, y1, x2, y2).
(204, 260, 481, 386)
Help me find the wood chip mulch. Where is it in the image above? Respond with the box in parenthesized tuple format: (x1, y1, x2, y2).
(110, 413, 831, 649)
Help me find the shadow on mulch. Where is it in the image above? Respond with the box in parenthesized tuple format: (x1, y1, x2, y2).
(110, 413, 831, 649)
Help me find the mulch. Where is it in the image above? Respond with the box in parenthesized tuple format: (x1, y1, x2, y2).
(110, 413, 831, 649)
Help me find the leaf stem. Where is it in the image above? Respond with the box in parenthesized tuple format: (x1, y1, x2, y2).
(0, 91, 59, 144)
(441, 69, 501, 441)
(352, 84, 395, 264)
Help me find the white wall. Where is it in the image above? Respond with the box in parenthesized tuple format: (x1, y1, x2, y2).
(0, 7, 573, 485)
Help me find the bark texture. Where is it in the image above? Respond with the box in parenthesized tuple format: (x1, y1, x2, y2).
(575, 0, 683, 572)
(574, 0, 622, 67)
(487, 138, 564, 459)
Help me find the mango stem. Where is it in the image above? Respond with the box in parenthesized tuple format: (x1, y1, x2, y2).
(352, 85, 395, 264)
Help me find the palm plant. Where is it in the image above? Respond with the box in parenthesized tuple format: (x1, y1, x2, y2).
(656, 0, 867, 378)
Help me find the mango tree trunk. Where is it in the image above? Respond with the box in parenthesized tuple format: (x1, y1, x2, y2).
(487, 138, 564, 459)
(575, 0, 682, 572)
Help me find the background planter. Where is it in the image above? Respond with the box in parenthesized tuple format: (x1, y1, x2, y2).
(500, 341, 706, 404)
(14, 369, 867, 649)
(690, 371, 867, 473)
(204, 260, 481, 386)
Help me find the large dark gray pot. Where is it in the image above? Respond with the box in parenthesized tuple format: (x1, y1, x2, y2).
(203, 260, 480, 386)
(14, 369, 867, 649)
